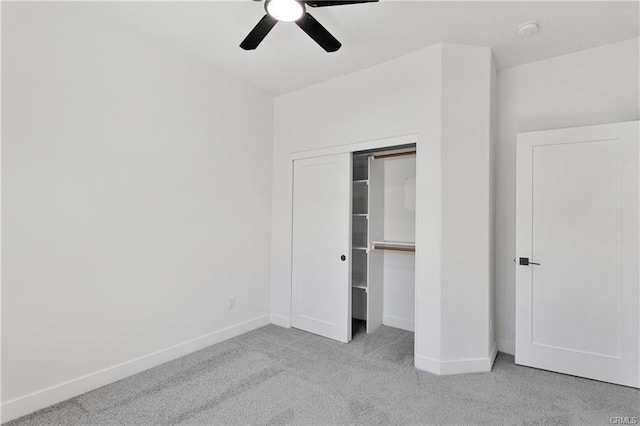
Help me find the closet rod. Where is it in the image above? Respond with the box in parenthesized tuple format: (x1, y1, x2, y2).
(372, 244, 416, 253)
(372, 150, 416, 160)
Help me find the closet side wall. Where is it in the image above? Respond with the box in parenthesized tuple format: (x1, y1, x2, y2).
(440, 45, 494, 364)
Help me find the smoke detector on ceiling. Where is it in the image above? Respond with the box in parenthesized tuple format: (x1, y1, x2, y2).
(517, 21, 539, 36)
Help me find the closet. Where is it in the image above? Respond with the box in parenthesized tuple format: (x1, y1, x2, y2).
(290, 143, 416, 343)
(351, 147, 416, 336)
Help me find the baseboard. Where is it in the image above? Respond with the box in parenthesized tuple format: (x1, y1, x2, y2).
(383, 315, 414, 332)
(1, 314, 270, 423)
(414, 354, 442, 374)
(415, 343, 498, 376)
(497, 339, 515, 355)
(270, 313, 291, 328)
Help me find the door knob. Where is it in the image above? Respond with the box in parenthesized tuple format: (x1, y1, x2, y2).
(519, 257, 541, 266)
(340, 255, 346, 261)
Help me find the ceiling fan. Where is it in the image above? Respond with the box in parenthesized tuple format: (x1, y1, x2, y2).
(240, 0, 379, 53)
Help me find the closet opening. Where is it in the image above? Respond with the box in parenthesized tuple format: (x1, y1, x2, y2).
(350, 143, 416, 340)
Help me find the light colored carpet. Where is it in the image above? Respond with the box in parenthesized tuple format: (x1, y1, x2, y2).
(6, 322, 639, 425)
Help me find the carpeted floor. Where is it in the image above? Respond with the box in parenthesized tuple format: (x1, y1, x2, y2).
(6, 322, 639, 425)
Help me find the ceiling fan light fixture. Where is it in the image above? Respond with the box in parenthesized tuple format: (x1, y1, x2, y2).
(266, 0, 304, 22)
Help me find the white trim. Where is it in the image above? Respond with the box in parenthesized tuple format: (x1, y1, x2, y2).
(290, 134, 418, 160)
(288, 158, 295, 328)
(1, 315, 270, 423)
(497, 339, 515, 355)
(383, 315, 414, 332)
(414, 354, 441, 375)
(415, 343, 498, 376)
(270, 313, 291, 328)
(440, 354, 496, 375)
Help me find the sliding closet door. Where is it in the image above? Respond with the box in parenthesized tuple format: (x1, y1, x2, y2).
(291, 153, 352, 343)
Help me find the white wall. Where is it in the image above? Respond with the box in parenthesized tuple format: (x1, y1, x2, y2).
(439, 45, 494, 364)
(495, 38, 640, 354)
(382, 156, 416, 332)
(271, 43, 495, 373)
(1, 3, 273, 420)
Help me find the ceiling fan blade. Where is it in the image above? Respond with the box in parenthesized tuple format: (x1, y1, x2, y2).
(305, 0, 378, 7)
(240, 14, 278, 50)
(295, 13, 341, 52)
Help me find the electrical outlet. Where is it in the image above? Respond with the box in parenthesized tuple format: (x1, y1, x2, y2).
(227, 296, 235, 310)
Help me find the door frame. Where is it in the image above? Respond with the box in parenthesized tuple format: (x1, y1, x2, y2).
(289, 133, 419, 340)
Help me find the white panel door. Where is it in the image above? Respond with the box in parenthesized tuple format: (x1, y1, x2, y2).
(515, 121, 639, 388)
(291, 153, 351, 342)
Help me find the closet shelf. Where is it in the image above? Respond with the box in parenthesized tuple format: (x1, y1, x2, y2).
(353, 213, 369, 218)
(372, 150, 416, 160)
(353, 179, 369, 184)
(372, 241, 415, 253)
(352, 246, 368, 251)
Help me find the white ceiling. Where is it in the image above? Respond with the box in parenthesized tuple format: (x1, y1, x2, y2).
(83, 1, 639, 95)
